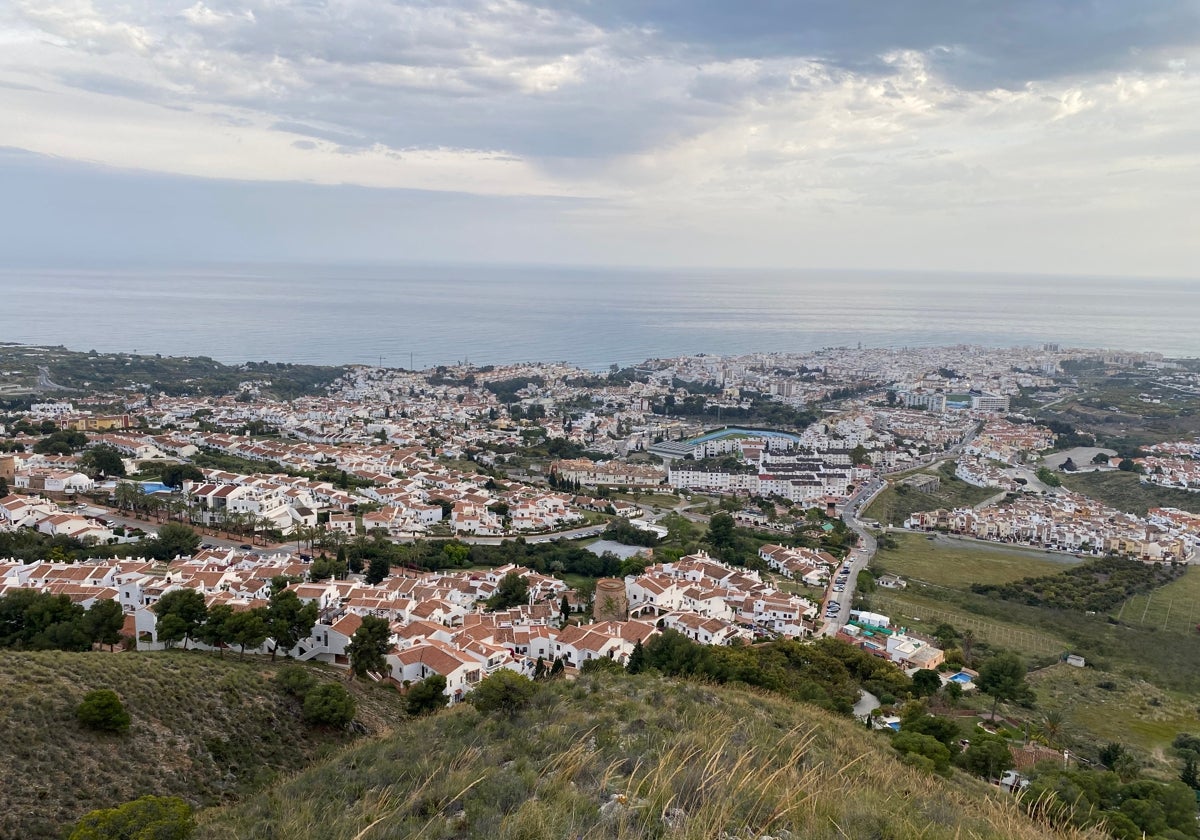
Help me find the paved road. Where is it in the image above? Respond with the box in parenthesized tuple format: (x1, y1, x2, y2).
(819, 424, 983, 635)
(817, 477, 886, 636)
(79, 505, 282, 552)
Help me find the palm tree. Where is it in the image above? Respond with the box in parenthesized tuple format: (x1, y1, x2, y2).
(114, 481, 140, 513)
(1039, 711, 1065, 748)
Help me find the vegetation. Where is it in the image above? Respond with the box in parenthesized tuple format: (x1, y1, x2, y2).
(872, 532, 1068, 589)
(0, 344, 347, 399)
(1061, 470, 1200, 517)
(971, 557, 1186, 613)
(864, 461, 999, 526)
(0, 589, 125, 651)
(67, 795, 194, 840)
(301, 683, 357, 728)
(629, 630, 912, 715)
(1024, 767, 1197, 840)
(405, 675, 448, 716)
(346, 615, 391, 678)
(76, 689, 132, 733)
(0, 650, 395, 838)
(194, 671, 1105, 840)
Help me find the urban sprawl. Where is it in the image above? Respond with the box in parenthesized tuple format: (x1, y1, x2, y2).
(4, 343, 1200, 705)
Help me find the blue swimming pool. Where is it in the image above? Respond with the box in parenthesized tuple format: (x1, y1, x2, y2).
(950, 672, 973, 684)
(140, 482, 174, 494)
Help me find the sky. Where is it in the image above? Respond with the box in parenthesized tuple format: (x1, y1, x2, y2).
(1, 0, 1198, 275)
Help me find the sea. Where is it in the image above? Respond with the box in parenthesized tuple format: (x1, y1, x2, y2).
(2, 263, 1197, 370)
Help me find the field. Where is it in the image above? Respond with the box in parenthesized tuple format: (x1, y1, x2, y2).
(0, 650, 405, 839)
(1061, 470, 1200, 517)
(864, 462, 1001, 526)
(1114, 565, 1200, 634)
(1029, 664, 1200, 764)
(872, 531, 1072, 589)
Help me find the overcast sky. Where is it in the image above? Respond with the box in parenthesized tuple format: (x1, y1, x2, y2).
(2, 0, 1198, 275)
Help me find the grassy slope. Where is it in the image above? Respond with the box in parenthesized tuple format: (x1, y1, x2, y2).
(196, 673, 1102, 840)
(0, 651, 403, 839)
(865, 463, 1000, 526)
(1061, 470, 1200, 517)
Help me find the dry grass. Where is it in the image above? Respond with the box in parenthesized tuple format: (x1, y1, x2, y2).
(0, 650, 400, 839)
(196, 674, 1106, 840)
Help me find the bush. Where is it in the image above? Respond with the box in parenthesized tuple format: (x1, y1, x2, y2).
(405, 674, 448, 717)
(68, 795, 193, 840)
(470, 670, 538, 717)
(580, 657, 625, 675)
(276, 665, 317, 699)
(302, 683, 356, 728)
(76, 689, 131, 734)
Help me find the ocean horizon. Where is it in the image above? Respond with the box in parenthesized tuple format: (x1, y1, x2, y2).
(2, 262, 1197, 370)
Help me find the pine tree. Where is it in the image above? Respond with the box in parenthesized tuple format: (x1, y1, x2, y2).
(626, 639, 646, 674)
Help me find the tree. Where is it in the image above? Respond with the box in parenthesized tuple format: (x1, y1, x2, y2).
(911, 669, 942, 698)
(850, 444, 870, 466)
(225, 608, 268, 657)
(1181, 755, 1199, 790)
(79, 444, 126, 478)
(470, 670, 537, 717)
(959, 734, 1012, 781)
(84, 599, 126, 650)
(405, 674, 448, 716)
(626, 639, 646, 674)
(486, 572, 529, 611)
(977, 651, 1030, 722)
(158, 463, 204, 489)
(67, 795, 193, 840)
(302, 682, 356, 728)
(706, 512, 736, 554)
(196, 604, 234, 655)
(443, 542, 469, 567)
(891, 731, 951, 774)
(152, 589, 207, 650)
(1117, 458, 1140, 473)
(364, 556, 390, 586)
(1091, 452, 1109, 465)
(0, 476, 7, 496)
(346, 615, 391, 678)
(559, 594, 571, 625)
(265, 589, 318, 660)
(76, 689, 131, 733)
(150, 523, 201, 561)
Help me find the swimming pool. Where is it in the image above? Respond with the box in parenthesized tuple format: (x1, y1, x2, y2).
(949, 672, 973, 684)
(140, 482, 174, 494)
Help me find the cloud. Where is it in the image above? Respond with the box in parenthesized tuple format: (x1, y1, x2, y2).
(0, 0, 1197, 274)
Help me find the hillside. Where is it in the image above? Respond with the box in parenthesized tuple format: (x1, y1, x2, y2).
(196, 672, 1102, 840)
(0, 650, 404, 839)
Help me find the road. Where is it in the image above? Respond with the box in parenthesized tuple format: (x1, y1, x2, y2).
(78, 505, 282, 552)
(818, 424, 984, 635)
(817, 477, 885, 636)
(35, 366, 69, 392)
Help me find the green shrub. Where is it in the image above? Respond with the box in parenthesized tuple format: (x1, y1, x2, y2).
(67, 794, 193, 840)
(470, 670, 538, 717)
(275, 665, 317, 699)
(76, 689, 131, 734)
(302, 683, 356, 728)
(405, 675, 447, 717)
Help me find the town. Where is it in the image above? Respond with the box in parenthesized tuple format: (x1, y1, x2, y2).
(2, 341, 1200, 709)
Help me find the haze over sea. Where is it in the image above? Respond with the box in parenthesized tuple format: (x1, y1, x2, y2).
(3, 264, 1197, 370)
